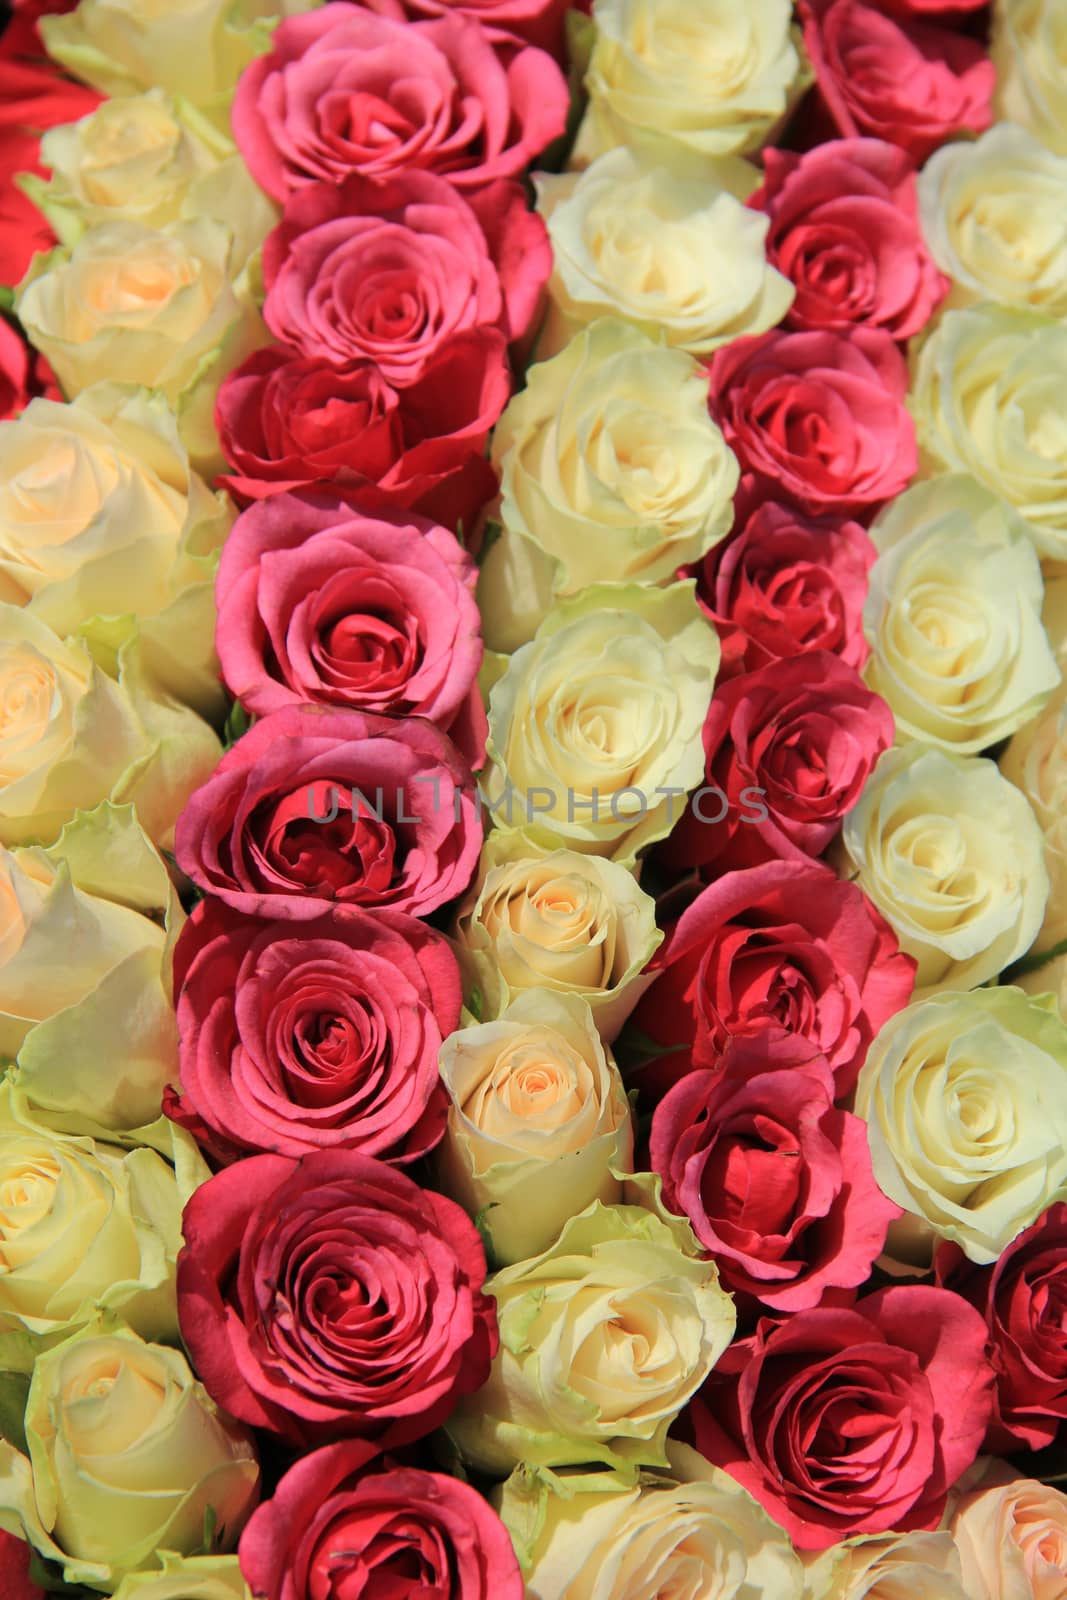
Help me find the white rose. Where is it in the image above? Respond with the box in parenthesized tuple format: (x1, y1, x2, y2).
(864, 474, 1059, 752)
(1002, 681, 1067, 952)
(804, 1530, 969, 1600)
(854, 987, 1067, 1267)
(841, 744, 1048, 996)
(992, 0, 1067, 157)
(535, 147, 794, 359)
(111, 1555, 249, 1600)
(951, 1461, 1067, 1600)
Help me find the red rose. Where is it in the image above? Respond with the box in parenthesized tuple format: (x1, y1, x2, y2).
(0, 320, 30, 419)
(661, 652, 894, 874)
(178, 1151, 497, 1446)
(359, 0, 572, 56)
(239, 1441, 523, 1600)
(0, 1531, 44, 1600)
(937, 1203, 1067, 1455)
(705, 326, 917, 517)
(262, 170, 549, 383)
(688, 498, 875, 681)
(0, 57, 100, 286)
(214, 493, 487, 767)
(630, 860, 915, 1100)
(799, 0, 994, 164)
(685, 1285, 995, 1548)
(751, 139, 948, 339)
(214, 334, 510, 531)
(651, 1033, 900, 1314)
(174, 706, 482, 921)
(233, 4, 567, 202)
(169, 898, 460, 1166)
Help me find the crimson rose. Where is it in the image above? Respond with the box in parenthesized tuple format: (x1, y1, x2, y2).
(0, 57, 99, 286)
(178, 1151, 497, 1447)
(685, 1286, 994, 1549)
(174, 706, 482, 921)
(0, 1532, 43, 1600)
(169, 899, 461, 1166)
(651, 1033, 900, 1314)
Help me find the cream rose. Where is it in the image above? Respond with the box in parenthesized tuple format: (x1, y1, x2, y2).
(804, 1530, 969, 1600)
(483, 582, 719, 863)
(535, 148, 794, 359)
(910, 304, 1067, 563)
(1002, 682, 1067, 951)
(453, 835, 662, 1040)
(0, 1323, 259, 1590)
(446, 1191, 735, 1476)
(951, 1461, 1067, 1600)
(854, 987, 1067, 1267)
(841, 744, 1048, 996)
(992, 0, 1067, 157)
(497, 1443, 803, 1600)
(1017, 952, 1067, 1023)
(865, 475, 1059, 753)
(0, 384, 232, 717)
(24, 90, 276, 273)
(111, 1555, 249, 1600)
(0, 606, 221, 852)
(436, 989, 634, 1266)
(918, 124, 1067, 317)
(477, 319, 738, 651)
(573, 0, 807, 166)
(14, 218, 264, 474)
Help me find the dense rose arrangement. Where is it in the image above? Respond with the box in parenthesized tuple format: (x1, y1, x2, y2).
(3, 0, 1067, 1596)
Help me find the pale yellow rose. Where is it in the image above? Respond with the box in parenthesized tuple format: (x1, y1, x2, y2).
(436, 989, 634, 1266)
(15, 218, 265, 475)
(804, 1529, 968, 1600)
(478, 319, 738, 651)
(573, 0, 808, 167)
(452, 834, 662, 1041)
(918, 124, 1067, 317)
(535, 148, 794, 359)
(992, 0, 1067, 157)
(841, 744, 1048, 996)
(1002, 681, 1067, 952)
(951, 1460, 1067, 1600)
(0, 607, 221, 853)
(0, 384, 232, 717)
(910, 304, 1067, 563)
(854, 987, 1067, 1267)
(483, 582, 719, 863)
(1041, 571, 1067, 664)
(0, 1323, 259, 1591)
(41, 0, 320, 137)
(23, 91, 276, 274)
(111, 1555, 249, 1600)
(497, 1443, 803, 1600)
(446, 1189, 736, 1477)
(865, 475, 1059, 753)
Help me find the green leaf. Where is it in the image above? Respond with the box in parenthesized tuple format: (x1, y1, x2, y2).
(1006, 936, 1067, 981)
(0, 1371, 29, 1455)
(222, 700, 252, 749)
(0, 287, 15, 314)
(475, 521, 502, 569)
(467, 985, 485, 1022)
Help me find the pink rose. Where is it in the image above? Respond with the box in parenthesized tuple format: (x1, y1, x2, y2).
(262, 169, 549, 383)
(168, 898, 461, 1165)
(688, 498, 875, 681)
(651, 1032, 900, 1314)
(799, 0, 994, 164)
(174, 706, 482, 921)
(630, 860, 915, 1101)
(214, 334, 510, 532)
(359, 0, 572, 56)
(705, 326, 917, 517)
(178, 1151, 497, 1446)
(214, 493, 487, 767)
(686, 1286, 995, 1549)
(233, 4, 568, 202)
(0, 320, 30, 420)
(751, 139, 948, 339)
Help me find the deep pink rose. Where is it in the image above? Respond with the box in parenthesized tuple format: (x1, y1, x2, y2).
(937, 1203, 1067, 1455)
(688, 498, 875, 681)
(214, 333, 510, 531)
(174, 706, 482, 921)
(233, 4, 567, 203)
(630, 860, 915, 1101)
(651, 1032, 900, 1314)
(178, 1150, 497, 1446)
(685, 1286, 995, 1548)
(239, 1441, 524, 1600)
(262, 169, 549, 383)
(214, 493, 487, 767)
(358, 0, 572, 55)
(0, 320, 30, 419)
(661, 652, 894, 874)
(799, 0, 994, 164)
(0, 1532, 44, 1600)
(751, 139, 948, 339)
(168, 898, 460, 1166)
(705, 326, 917, 517)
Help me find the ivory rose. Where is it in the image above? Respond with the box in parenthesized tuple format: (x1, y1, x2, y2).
(951, 1462, 1067, 1600)
(992, 0, 1067, 157)
(804, 1530, 968, 1599)
(1002, 683, 1067, 952)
